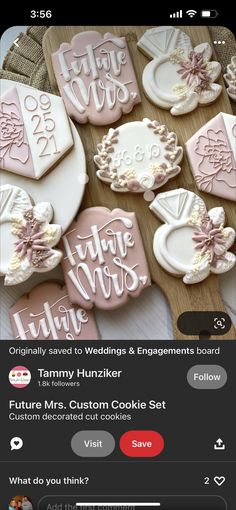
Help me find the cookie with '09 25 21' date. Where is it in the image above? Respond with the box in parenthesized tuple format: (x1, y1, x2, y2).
(94, 118, 183, 192)
(9, 281, 99, 340)
(150, 188, 236, 285)
(137, 26, 222, 116)
(51, 31, 141, 125)
(186, 113, 236, 202)
(0, 81, 73, 179)
(0, 184, 62, 286)
(60, 207, 151, 309)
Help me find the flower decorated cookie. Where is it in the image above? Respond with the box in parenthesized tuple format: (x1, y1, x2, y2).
(137, 26, 222, 116)
(224, 56, 236, 101)
(0, 184, 62, 285)
(9, 282, 99, 340)
(150, 188, 235, 284)
(186, 113, 236, 202)
(60, 207, 151, 309)
(51, 31, 140, 125)
(0, 81, 73, 179)
(94, 118, 183, 192)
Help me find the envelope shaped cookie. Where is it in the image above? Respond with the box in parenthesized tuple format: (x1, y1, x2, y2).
(0, 184, 62, 286)
(60, 207, 151, 309)
(150, 188, 236, 284)
(94, 118, 183, 192)
(9, 282, 99, 340)
(186, 113, 236, 202)
(137, 26, 222, 116)
(52, 31, 141, 125)
(0, 82, 73, 179)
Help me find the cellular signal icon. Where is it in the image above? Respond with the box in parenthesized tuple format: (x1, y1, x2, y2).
(170, 10, 183, 18)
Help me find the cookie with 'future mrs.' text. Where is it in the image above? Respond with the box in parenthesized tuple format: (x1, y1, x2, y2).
(9, 282, 99, 340)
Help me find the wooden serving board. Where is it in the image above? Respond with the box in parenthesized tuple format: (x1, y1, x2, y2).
(43, 25, 236, 340)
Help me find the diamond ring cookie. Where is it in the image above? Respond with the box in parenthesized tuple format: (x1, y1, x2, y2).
(137, 26, 222, 116)
(150, 188, 236, 285)
(9, 282, 99, 340)
(60, 207, 151, 309)
(224, 56, 236, 101)
(0, 80, 73, 179)
(52, 31, 141, 125)
(186, 113, 236, 202)
(94, 118, 183, 192)
(0, 184, 62, 286)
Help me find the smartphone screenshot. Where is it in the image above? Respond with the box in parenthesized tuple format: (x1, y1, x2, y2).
(0, 5, 235, 510)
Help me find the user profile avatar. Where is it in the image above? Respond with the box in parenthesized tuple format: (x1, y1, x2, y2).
(9, 366, 31, 389)
(9, 495, 33, 510)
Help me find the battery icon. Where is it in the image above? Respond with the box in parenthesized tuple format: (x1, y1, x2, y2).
(201, 9, 218, 17)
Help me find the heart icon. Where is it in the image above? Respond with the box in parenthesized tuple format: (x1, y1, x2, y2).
(214, 476, 226, 486)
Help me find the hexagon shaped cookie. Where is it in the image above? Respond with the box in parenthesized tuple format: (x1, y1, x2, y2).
(186, 113, 236, 202)
(0, 81, 73, 179)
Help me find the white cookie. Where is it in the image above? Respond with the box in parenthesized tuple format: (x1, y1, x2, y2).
(137, 27, 222, 116)
(150, 188, 235, 284)
(0, 184, 62, 286)
(0, 81, 73, 179)
(94, 118, 183, 192)
(224, 56, 236, 101)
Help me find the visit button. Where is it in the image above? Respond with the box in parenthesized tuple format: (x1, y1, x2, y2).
(120, 430, 164, 457)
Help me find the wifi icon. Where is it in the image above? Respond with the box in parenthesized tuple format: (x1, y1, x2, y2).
(186, 9, 197, 17)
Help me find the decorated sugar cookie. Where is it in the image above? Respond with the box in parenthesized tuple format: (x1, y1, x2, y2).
(60, 207, 151, 309)
(0, 81, 73, 179)
(94, 118, 183, 192)
(224, 56, 236, 101)
(51, 31, 140, 125)
(0, 184, 62, 286)
(9, 282, 99, 340)
(186, 113, 236, 202)
(137, 26, 222, 116)
(150, 188, 235, 284)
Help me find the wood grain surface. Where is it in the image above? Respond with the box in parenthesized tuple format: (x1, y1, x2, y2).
(43, 25, 236, 340)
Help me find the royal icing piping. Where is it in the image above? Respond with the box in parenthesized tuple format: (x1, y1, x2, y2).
(52, 31, 140, 125)
(224, 56, 236, 102)
(137, 26, 222, 116)
(9, 282, 99, 340)
(60, 207, 151, 309)
(0, 184, 62, 286)
(0, 83, 73, 179)
(94, 118, 183, 192)
(150, 188, 236, 284)
(186, 113, 236, 202)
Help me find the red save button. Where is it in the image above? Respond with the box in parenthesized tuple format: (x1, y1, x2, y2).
(120, 430, 164, 457)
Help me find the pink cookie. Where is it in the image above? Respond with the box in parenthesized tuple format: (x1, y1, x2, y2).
(186, 113, 236, 202)
(0, 83, 73, 179)
(9, 282, 99, 340)
(51, 31, 140, 125)
(60, 207, 151, 309)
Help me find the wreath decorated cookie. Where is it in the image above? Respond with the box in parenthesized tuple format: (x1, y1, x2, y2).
(0, 184, 62, 286)
(94, 118, 183, 192)
(0, 81, 73, 179)
(137, 26, 222, 116)
(186, 113, 236, 202)
(52, 31, 141, 125)
(9, 282, 99, 340)
(150, 188, 235, 284)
